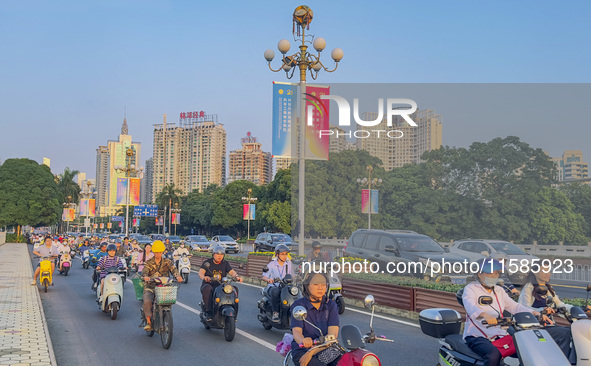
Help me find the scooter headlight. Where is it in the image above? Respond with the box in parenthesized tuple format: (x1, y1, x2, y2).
(109, 275, 121, 285)
(223, 284, 233, 294)
(290, 286, 299, 296)
(361, 354, 380, 366)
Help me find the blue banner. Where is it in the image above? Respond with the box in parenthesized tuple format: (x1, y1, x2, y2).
(272, 82, 297, 157)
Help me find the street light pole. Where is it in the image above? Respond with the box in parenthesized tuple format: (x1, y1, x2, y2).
(241, 188, 258, 241)
(115, 148, 143, 238)
(265, 6, 343, 256)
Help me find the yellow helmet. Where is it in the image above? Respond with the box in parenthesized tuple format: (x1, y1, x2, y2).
(152, 240, 165, 253)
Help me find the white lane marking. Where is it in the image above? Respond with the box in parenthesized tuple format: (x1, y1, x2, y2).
(126, 278, 277, 352)
(347, 307, 420, 328)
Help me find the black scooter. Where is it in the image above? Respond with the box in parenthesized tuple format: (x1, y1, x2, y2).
(257, 273, 301, 330)
(199, 274, 239, 342)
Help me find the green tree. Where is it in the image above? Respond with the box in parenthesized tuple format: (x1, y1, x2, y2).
(211, 181, 258, 235)
(263, 201, 292, 234)
(56, 167, 81, 204)
(560, 183, 591, 237)
(529, 187, 589, 244)
(155, 183, 183, 217)
(182, 184, 221, 236)
(0, 159, 61, 229)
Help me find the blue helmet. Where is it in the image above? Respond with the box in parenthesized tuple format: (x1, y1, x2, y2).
(478, 258, 503, 273)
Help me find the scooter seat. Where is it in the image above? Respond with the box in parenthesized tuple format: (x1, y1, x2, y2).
(444, 334, 484, 361)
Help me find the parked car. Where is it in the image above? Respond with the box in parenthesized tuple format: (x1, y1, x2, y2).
(149, 233, 165, 242)
(344, 229, 471, 283)
(130, 234, 152, 246)
(108, 234, 119, 243)
(185, 235, 210, 251)
(449, 239, 539, 285)
(166, 236, 182, 244)
(253, 233, 298, 252)
(209, 235, 239, 254)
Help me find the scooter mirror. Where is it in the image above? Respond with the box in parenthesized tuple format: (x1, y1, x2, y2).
(364, 295, 375, 308)
(203, 262, 211, 269)
(478, 296, 493, 305)
(497, 280, 505, 287)
(545, 295, 554, 305)
(586, 283, 591, 292)
(293, 306, 308, 321)
(262, 266, 269, 273)
(536, 285, 548, 296)
(222, 276, 229, 283)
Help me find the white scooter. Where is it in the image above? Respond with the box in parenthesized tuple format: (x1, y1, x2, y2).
(176, 253, 191, 284)
(97, 266, 125, 320)
(419, 290, 573, 366)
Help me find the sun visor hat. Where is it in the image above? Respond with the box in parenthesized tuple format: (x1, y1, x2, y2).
(479, 258, 503, 273)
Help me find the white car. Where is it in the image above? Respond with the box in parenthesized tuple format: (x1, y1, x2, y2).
(209, 235, 239, 254)
(449, 239, 539, 285)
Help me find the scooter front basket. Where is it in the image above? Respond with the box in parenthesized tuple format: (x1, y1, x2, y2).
(155, 284, 178, 305)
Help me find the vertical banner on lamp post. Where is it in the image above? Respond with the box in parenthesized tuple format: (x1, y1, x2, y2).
(69, 208, 76, 221)
(171, 213, 180, 225)
(133, 218, 140, 227)
(107, 223, 112, 229)
(79, 199, 88, 216)
(100, 223, 104, 229)
(243, 204, 255, 220)
(361, 189, 379, 214)
(116, 178, 127, 205)
(88, 199, 96, 216)
(129, 178, 140, 206)
(62, 208, 69, 221)
(304, 85, 330, 160)
(272, 82, 297, 157)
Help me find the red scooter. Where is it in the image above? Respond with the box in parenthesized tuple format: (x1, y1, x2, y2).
(284, 295, 392, 366)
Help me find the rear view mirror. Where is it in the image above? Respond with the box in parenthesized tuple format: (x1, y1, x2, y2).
(262, 266, 269, 273)
(293, 306, 307, 321)
(536, 285, 548, 296)
(364, 295, 375, 308)
(478, 296, 493, 306)
(384, 245, 399, 256)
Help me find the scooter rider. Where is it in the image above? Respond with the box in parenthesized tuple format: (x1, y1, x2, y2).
(263, 244, 293, 322)
(172, 242, 190, 268)
(290, 271, 341, 366)
(141, 240, 183, 331)
(56, 240, 71, 271)
(463, 258, 550, 366)
(96, 244, 126, 297)
(91, 242, 109, 290)
(490, 252, 520, 297)
(31, 236, 59, 285)
(518, 263, 591, 361)
(307, 241, 331, 263)
(115, 239, 126, 257)
(199, 245, 243, 321)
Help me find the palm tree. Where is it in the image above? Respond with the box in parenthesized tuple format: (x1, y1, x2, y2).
(56, 167, 81, 204)
(155, 183, 183, 211)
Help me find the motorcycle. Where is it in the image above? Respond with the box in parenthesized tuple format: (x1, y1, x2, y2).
(257, 273, 301, 331)
(176, 253, 191, 283)
(70, 246, 77, 259)
(58, 252, 72, 276)
(97, 266, 125, 320)
(419, 289, 573, 366)
(199, 275, 240, 342)
(38, 256, 55, 293)
(139, 277, 178, 349)
(284, 295, 392, 366)
(81, 249, 90, 269)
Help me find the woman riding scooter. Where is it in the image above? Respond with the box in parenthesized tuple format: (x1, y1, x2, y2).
(263, 244, 293, 322)
(463, 258, 550, 366)
(96, 244, 126, 298)
(290, 271, 341, 366)
(518, 263, 591, 362)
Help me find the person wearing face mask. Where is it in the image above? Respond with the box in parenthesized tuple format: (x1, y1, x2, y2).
(518, 264, 589, 362)
(462, 258, 550, 366)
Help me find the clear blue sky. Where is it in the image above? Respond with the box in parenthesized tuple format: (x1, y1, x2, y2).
(1, 0, 590, 178)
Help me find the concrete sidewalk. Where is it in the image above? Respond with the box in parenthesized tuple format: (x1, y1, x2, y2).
(0, 243, 56, 366)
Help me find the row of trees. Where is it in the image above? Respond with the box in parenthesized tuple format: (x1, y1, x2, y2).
(2, 136, 590, 244)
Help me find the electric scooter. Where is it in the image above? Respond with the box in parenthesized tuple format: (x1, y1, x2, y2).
(97, 266, 125, 320)
(58, 252, 72, 276)
(38, 256, 54, 293)
(176, 253, 191, 284)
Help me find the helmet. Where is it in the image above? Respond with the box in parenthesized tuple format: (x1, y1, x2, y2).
(301, 271, 329, 298)
(212, 246, 225, 255)
(99, 241, 108, 248)
(179, 242, 185, 246)
(478, 258, 503, 273)
(275, 244, 290, 254)
(311, 241, 322, 250)
(106, 244, 117, 251)
(152, 240, 165, 253)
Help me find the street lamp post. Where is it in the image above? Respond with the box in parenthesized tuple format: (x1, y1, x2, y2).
(356, 165, 382, 230)
(265, 5, 343, 256)
(171, 203, 181, 236)
(115, 148, 143, 238)
(241, 188, 258, 243)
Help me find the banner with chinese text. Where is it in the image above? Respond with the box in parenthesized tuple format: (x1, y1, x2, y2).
(272, 82, 297, 157)
(304, 85, 330, 160)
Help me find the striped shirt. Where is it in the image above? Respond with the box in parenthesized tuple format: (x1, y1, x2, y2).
(97, 256, 125, 279)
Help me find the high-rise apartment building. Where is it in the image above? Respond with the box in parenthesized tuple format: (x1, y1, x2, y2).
(329, 126, 357, 154)
(152, 113, 226, 197)
(141, 158, 154, 204)
(95, 118, 142, 216)
(95, 146, 109, 215)
(228, 132, 272, 185)
(552, 150, 589, 182)
(355, 109, 442, 170)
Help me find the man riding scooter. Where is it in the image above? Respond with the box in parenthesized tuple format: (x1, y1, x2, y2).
(141, 240, 183, 332)
(172, 242, 191, 268)
(263, 244, 293, 322)
(198, 245, 243, 321)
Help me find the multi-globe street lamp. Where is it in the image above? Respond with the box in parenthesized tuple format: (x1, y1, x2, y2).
(357, 165, 382, 230)
(114, 148, 143, 238)
(264, 5, 343, 256)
